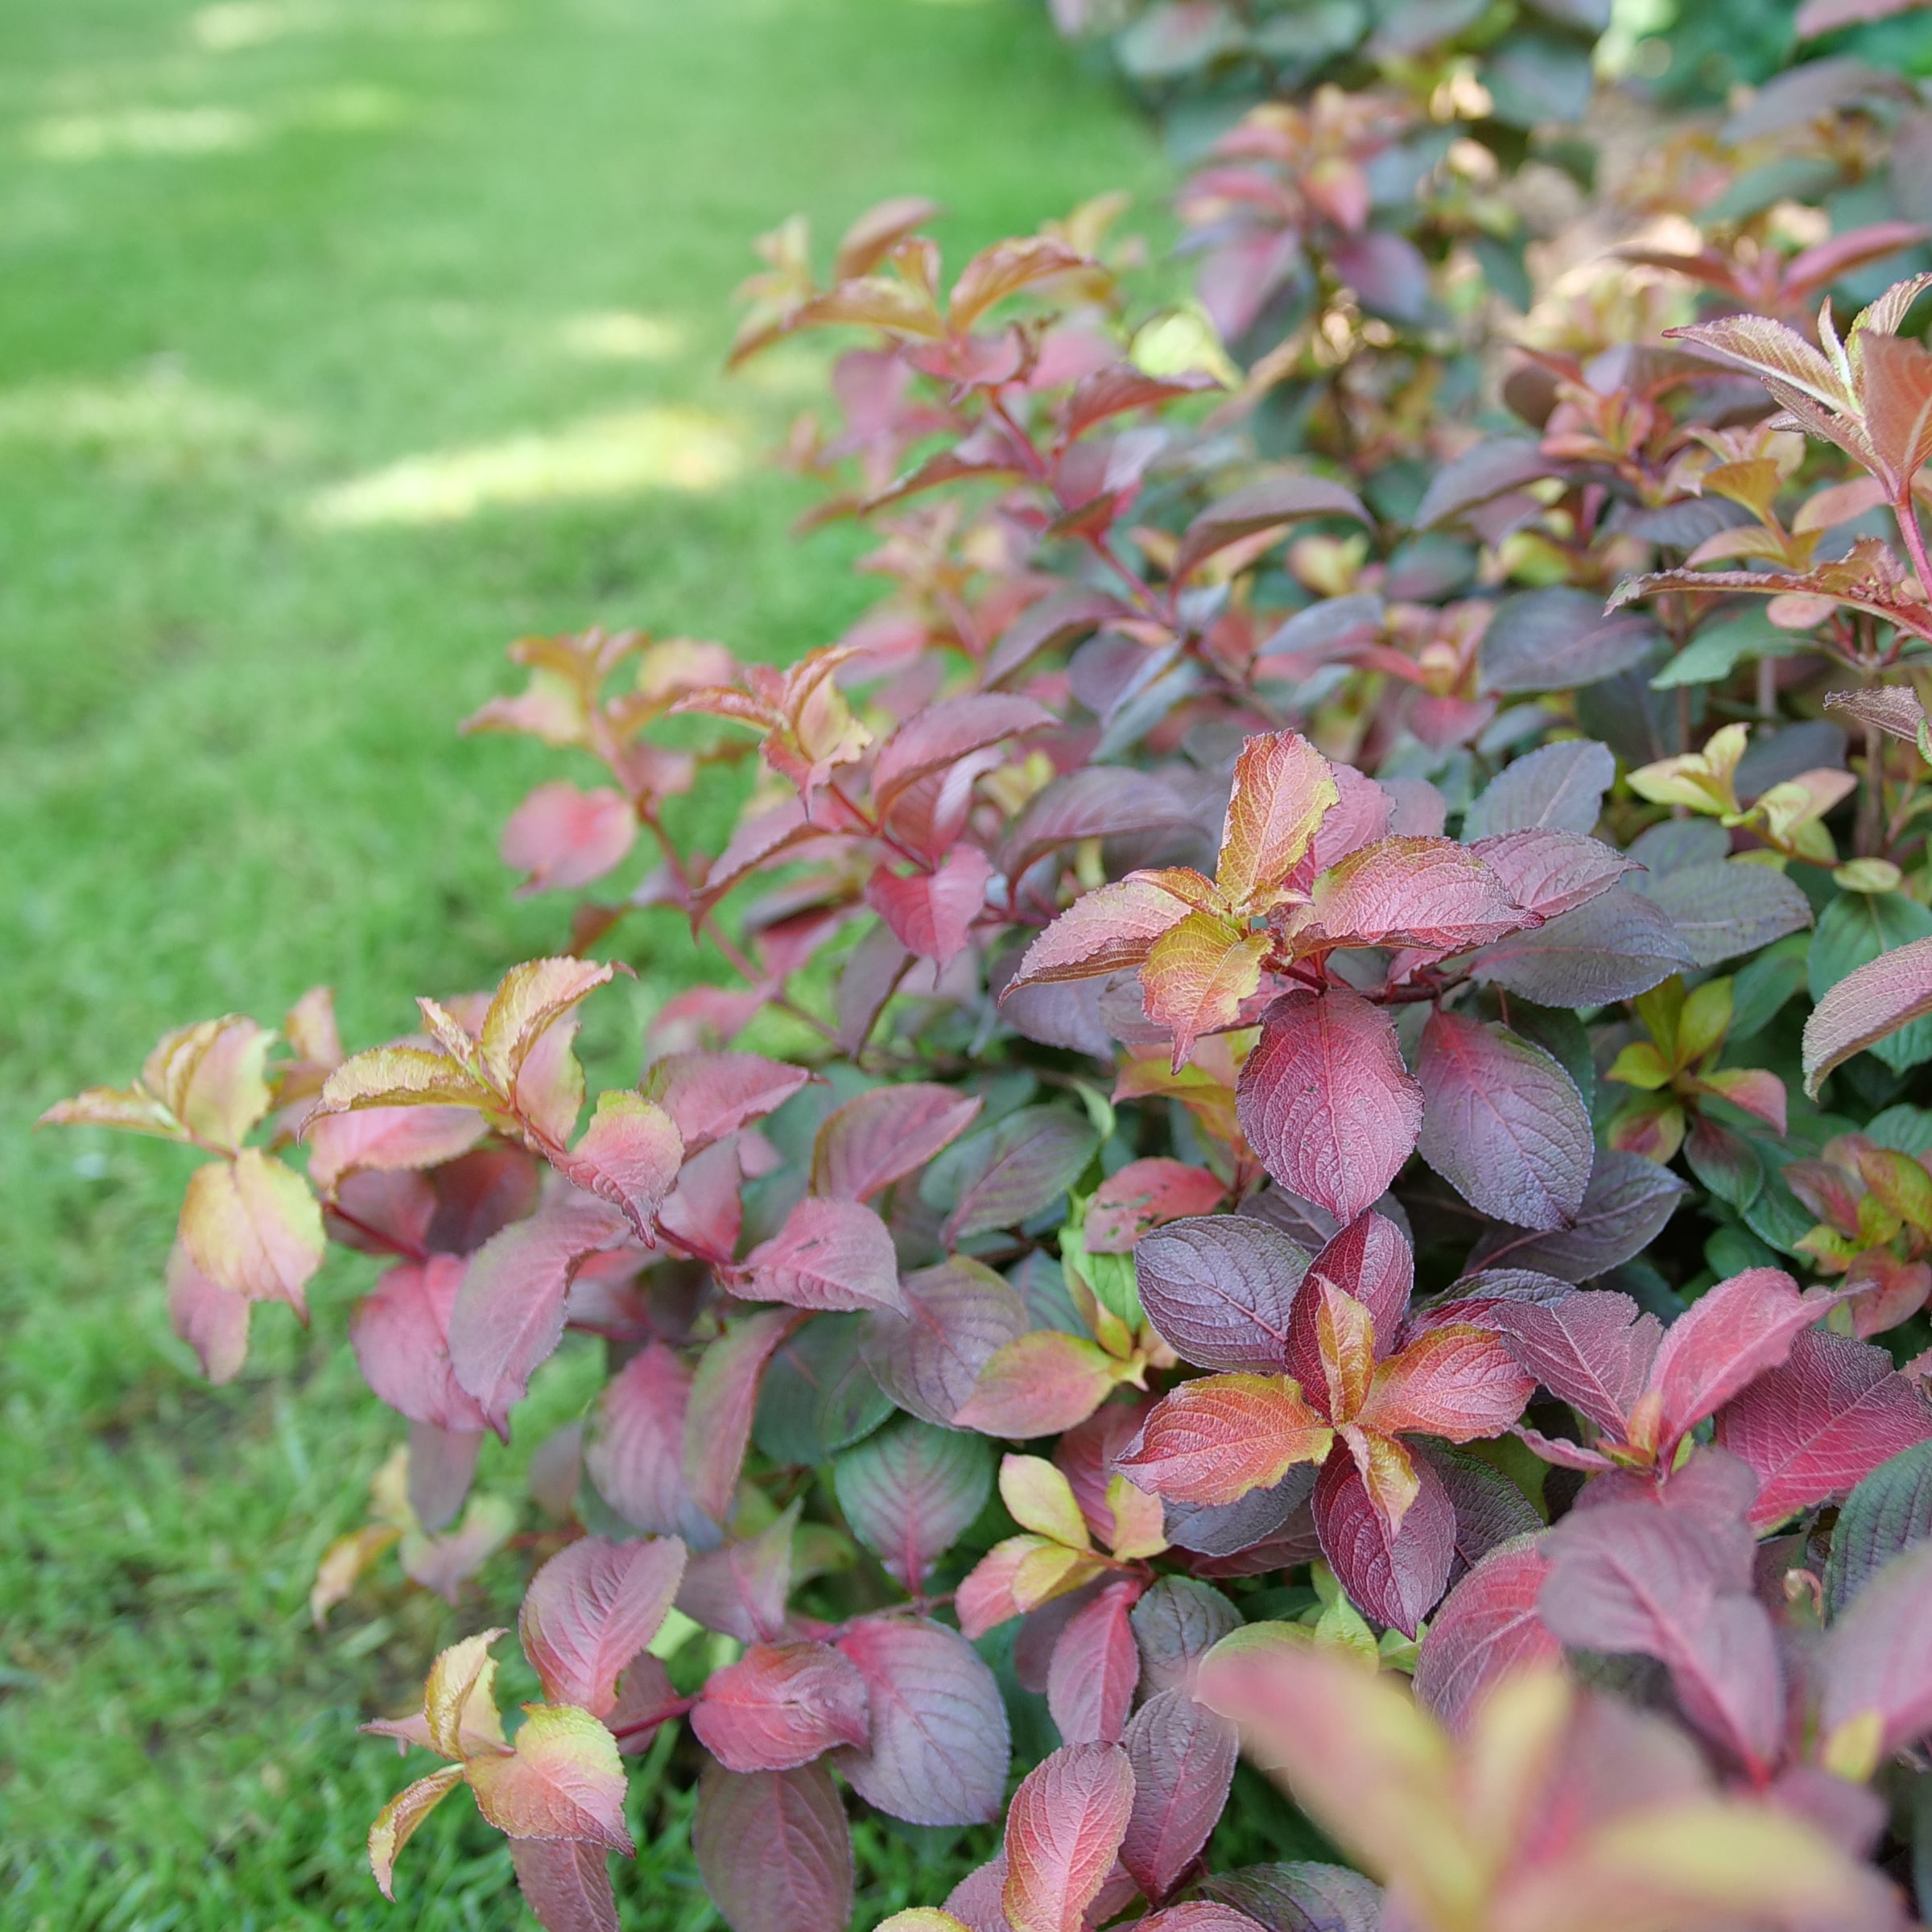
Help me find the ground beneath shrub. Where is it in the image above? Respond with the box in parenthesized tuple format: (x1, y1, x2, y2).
(0, 2, 1159, 1923)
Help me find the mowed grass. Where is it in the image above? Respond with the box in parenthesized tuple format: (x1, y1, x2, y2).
(0, 2, 1160, 1924)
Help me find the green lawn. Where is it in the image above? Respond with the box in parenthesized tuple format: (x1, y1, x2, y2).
(0, 3, 1160, 1924)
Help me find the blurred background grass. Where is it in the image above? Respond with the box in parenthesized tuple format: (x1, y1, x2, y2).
(0, 1, 1160, 1923)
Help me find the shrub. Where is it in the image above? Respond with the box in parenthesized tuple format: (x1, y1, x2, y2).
(40, 24, 1932, 1932)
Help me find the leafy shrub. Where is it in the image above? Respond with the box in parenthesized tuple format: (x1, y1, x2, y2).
(40, 22, 1932, 1932)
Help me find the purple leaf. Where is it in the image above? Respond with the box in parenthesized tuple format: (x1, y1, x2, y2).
(1415, 438, 1560, 536)
(1468, 830, 1636, 920)
(1129, 1577, 1244, 1699)
(1714, 1327, 1932, 1527)
(1001, 768, 1199, 881)
(1470, 887, 1694, 1006)
(1468, 1152, 1686, 1285)
(832, 1616, 1010, 1826)
(1121, 1689, 1238, 1902)
(1415, 1009, 1592, 1232)
(862, 1257, 1030, 1426)
(509, 1839, 617, 1932)
(1462, 737, 1615, 839)
(1046, 1581, 1141, 1744)
(1313, 1448, 1455, 1637)
(519, 1534, 687, 1718)
(691, 1759, 852, 1932)
(691, 1641, 871, 1772)
(1414, 1538, 1558, 1732)
(406, 1421, 482, 1533)
(1818, 1541, 1932, 1761)
(1482, 1287, 1662, 1435)
(1645, 861, 1813, 970)
(584, 1343, 717, 1548)
(1480, 588, 1659, 694)
(678, 1505, 795, 1644)
(1804, 929, 1932, 1095)
(1133, 1215, 1311, 1372)
(1201, 1862, 1385, 1932)
(1236, 989, 1424, 1224)
(939, 1108, 1100, 1244)
(1162, 1464, 1320, 1558)
(832, 1416, 993, 1592)
(740, 1196, 906, 1313)
(683, 1309, 800, 1524)
(811, 1084, 984, 1202)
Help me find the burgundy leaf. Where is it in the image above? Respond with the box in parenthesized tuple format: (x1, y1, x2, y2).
(740, 1195, 905, 1313)
(1422, 1442, 1544, 1571)
(641, 1051, 813, 1151)
(1414, 437, 1558, 535)
(1236, 989, 1424, 1224)
(832, 1616, 1010, 1826)
(811, 1084, 983, 1202)
(509, 1839, 617, 1932)
(691, 1641, 871, 1772)
(351, 1255, 491, 1434)
(1481, 1287, 1662, 1437)
(448, 1198, 631, 1430)
(862, 1257, 1030, 1426)
(584, 1343, 716, 1546)
(1133, 1214, 1311, 1372)
(1539, 1501, 1784, 1772)
(683, 1309, 800, 1524)
(1001, 768, 1199, 881)
(1305, 1209, 1414, 1348)
(1046, 1581, 1141, 1744)
(1173, 475, 1371, 582)
(519, 1534, 687, 1717)
(1001, 1740, 1137, 1932)
(1054, 1397, 1155, 1546)
(1312, 1447, 1455, 1636)
(1162, 1466, 1319, 1559)
(691, 1759, 853, 1932)
(1121, 1689, 1238, 1903)
(832, 1415, 993, 1591)
(406, 1421, 482, 1533)
(1713, 1327, 1932, 1528)
(985, 585, 1132, 687)
(1413, 1539, 1558, 1732)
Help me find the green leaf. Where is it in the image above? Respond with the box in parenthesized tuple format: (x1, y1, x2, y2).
(1823, 1439, 1932, 1617)
(753, 1314, 895, 1466)
(1651, 615, 1804, 689)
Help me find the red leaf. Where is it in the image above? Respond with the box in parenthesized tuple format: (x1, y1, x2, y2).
(1086, 1158, 1228, 1253)
(1304, 1208, 1414, 1349)
(1358, 1325, 1534, 1443)
(519, 1535, 687, 1719)
(1714, 1328, 1932, 1528)
(683, 1309, 800, 1523)
(833, 1616, 1010, 1826)
(1312, 1448, 1455, 1636)
(1215, 731, 1340, 914)
(862, 1257, 1030, 1427)
(740, 1195, 904, 1313)
(1481, 1287, 1662, 1439)
(867, 845, 996, 967)
(1001, 1741, 1137, 1932)
(1538, 1500, 1783, 1772)
(811, 1084, 983, 1202)
(584, 1343, 712, 1543)
(1116, 1375, 1334, 1506)
(1414, 1009, 1592, 1232)
(641, 1051, 813, 1151)
(448, 1198, 631, 1430)
(1236, 989, 1424, 1224)
(1648, 1267, 1835, 1463)
(691, 1641, 871, 1772)
(1802, 930, 1932, 1095)
(1046, 1581, 1141, 1744)
(502, 782, 637, 895)
(1005, 877, 1194, 991)
(1468, 830, 1635, 921)
(509, 1839, 618, 1932)
(1120, 1689, 1238, 1903)
(872, 695, 1055, 821)
(352, 1255, 492, 1434)
(1133, 1213, 1311, 1372)
(1414, 1540, 1558, 1732)
(691, 1760, 853, 1932)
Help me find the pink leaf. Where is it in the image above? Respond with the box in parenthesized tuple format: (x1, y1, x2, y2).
(1357, 1326, 1534, 1443)
(1085, 1158, 1228, 1252)
(306, 1104, 487, 1192)
(954, 1331, 1121, 1438)
(509, 1839, 618, 1932)
(464, 1705, 633, 1852)
(691, 1760, 853, 1932)
(1299, 837, 1529, 953)
(1236, 989, 1424, 1223)
(833, 1616, 1010, 1826)
(811, 1084, 983, 1202)
(867, 845, 997, 967)
(1001, 1741, 1137, 1932)
(1116, 1375, 1335, 1505)
(1819, 1541, 1932, 1761)
(1046, 1581, 1141, 1745)
(584, 1343, 713, 1544)
(1313, 1448, 1455, 1637)
(1803, 930, 1932, 1095)
(559, 1094, 683, 1242)
(683, 1309, 800, 1524)
(353, 1254, 492, 1431)
(740, 1195, 905, 1313)
(1414, 1009, 1592, 1232)
(165, 1241, 251, 1384)
(678, 1507, 795, 1644)
(1469, 830, 1636, 920)
(1413, 1540, 1558, 1732)
(691, 1641, 871, 1772)
(519, 1534, 688, 1718)
(1481, 1286, 1662, 1438)
(1714, 1328, 1932, 1528)
(872, 694, 1055, 820)
(1120, 1689, 1238, 1903)
(641, 1051, 813, 1151)
(1538, 1501, 1783, 1773)
(1133, 1214, 1311, 1372)
(448, 1198, 631, 1431)
(1005, 877, 1195, 991)
(502, 781, 638, 894)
